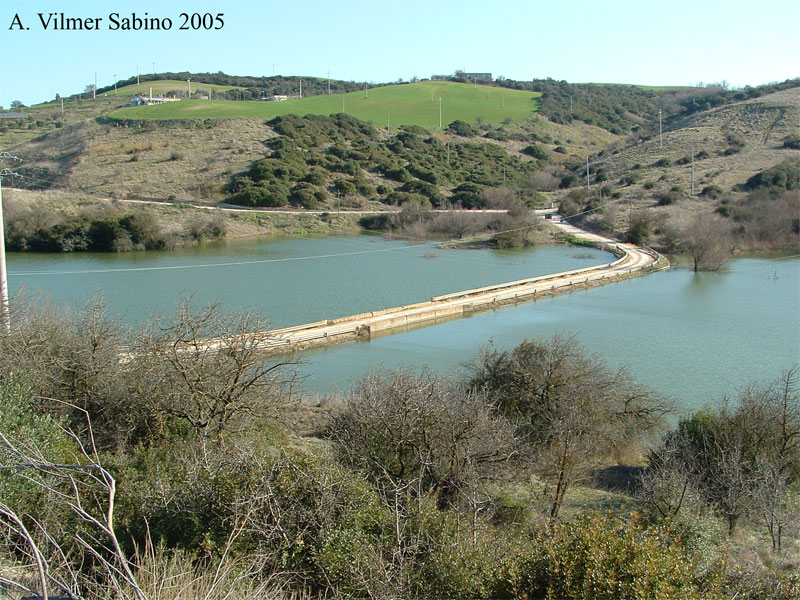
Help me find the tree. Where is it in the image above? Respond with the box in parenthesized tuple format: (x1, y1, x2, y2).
(329, 370, 520, 523)
(9, 100, 25, 110)
(646, 369, 800, 540)
(128, 302, 299, 444)
(627, 213, 653, 245)
(683, 215, 734, 272)
(470, 335, 672, 520)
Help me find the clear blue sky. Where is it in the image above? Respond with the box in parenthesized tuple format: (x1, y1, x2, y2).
(2, 0, 798, 108)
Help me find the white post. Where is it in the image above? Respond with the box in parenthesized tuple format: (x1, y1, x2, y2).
(586, 156, 590, 189)
(0, 175, 8, 332)
(0, 161, 17, 334)
(659, 109, 663, 148)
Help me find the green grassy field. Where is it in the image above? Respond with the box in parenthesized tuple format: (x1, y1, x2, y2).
(101, 79, 244, 98)
(109, 81, 541, 127)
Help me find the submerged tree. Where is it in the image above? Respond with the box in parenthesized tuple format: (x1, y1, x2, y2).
(683, 215, 734, 272)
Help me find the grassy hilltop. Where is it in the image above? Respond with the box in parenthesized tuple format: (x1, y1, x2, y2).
(107, 79, 245, 97)
(109, 81, 541, 128)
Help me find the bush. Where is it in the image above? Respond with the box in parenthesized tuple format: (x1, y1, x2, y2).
(560, 174, 579, 188)
(745, 160, 799, 191)
(521, 144, 549, 160)
(701, 184, 724, 199)
(446, 120, 477, 137)
(783, 135, 800, 150)
(513, 513, 720, 599)
(655, 158, 673, 168)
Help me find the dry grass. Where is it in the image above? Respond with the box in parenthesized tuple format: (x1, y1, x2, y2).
(11, 118, 276, 203)
(552, 87, 800, 246)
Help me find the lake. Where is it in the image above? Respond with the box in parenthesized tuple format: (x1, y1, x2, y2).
(7, 236, 799, 413)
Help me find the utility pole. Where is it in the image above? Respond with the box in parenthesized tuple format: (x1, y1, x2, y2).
(136, 64, 140, 86)
(187, 78, 191, 97)
(365, 82, 368, 99)
(60, 97, 64, 116)
(0, 153, 22, 334)
(659, 109, 663, 148)
(299, 79, 302, 98)
(327, 71, 331, 95)
(113, 75, 117, 95)
(93, 73, 97, 99)
(586, 156, 590, 189)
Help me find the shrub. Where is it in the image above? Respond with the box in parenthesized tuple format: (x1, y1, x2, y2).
(745, 160, 799, 191)
(554, 145, 567, 154)
(521, 144, 549, 160)
(446, 120, 477, 137)
(655, 158, 673, 168)
(702, 184, 724, 199)
(333, 179, 357, 196)
(560, 174, 579, 188)
(783, 135, 800, 150)
(513, 513, 720, 599)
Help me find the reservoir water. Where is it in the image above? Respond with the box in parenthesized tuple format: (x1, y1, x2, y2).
(6, 236, 799, 413)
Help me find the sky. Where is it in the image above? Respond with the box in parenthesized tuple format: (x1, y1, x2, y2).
(1, 0, 798, 108)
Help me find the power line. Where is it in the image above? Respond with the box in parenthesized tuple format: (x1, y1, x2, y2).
(7, 241, 439, 277)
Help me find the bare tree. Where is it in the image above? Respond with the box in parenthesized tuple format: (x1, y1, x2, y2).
(682, 215, 734, 272)
(0, 404, 146, 600)
(648, 368, 799, 540)
(329, 370, 521, 537)
(128, 302, 300, 443)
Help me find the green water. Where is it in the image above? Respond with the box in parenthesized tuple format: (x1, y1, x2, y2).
(6, 235, 610, 328)
(299, 254, 800, 413)
(7, 236, 799, 412)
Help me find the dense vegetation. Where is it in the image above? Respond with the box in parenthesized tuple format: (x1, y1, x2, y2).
(3, 201, 226, 252)
(0, 300, 797, 599)
(227, 113, 545, 209)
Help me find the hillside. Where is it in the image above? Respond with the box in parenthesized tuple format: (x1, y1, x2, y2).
(109, 81, 541, 128)
(3, 77, 797, 254)
(558, 86, 800, 251)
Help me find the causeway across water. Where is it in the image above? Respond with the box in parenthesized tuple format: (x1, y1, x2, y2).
(226, 216, 668, 355)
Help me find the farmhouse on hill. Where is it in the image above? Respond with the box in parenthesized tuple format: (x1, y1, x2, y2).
(0, 112, 27, 121)
(455, 70, 493, 82)
(129, 94, 181, 106)
(432, 70, 493, 83)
